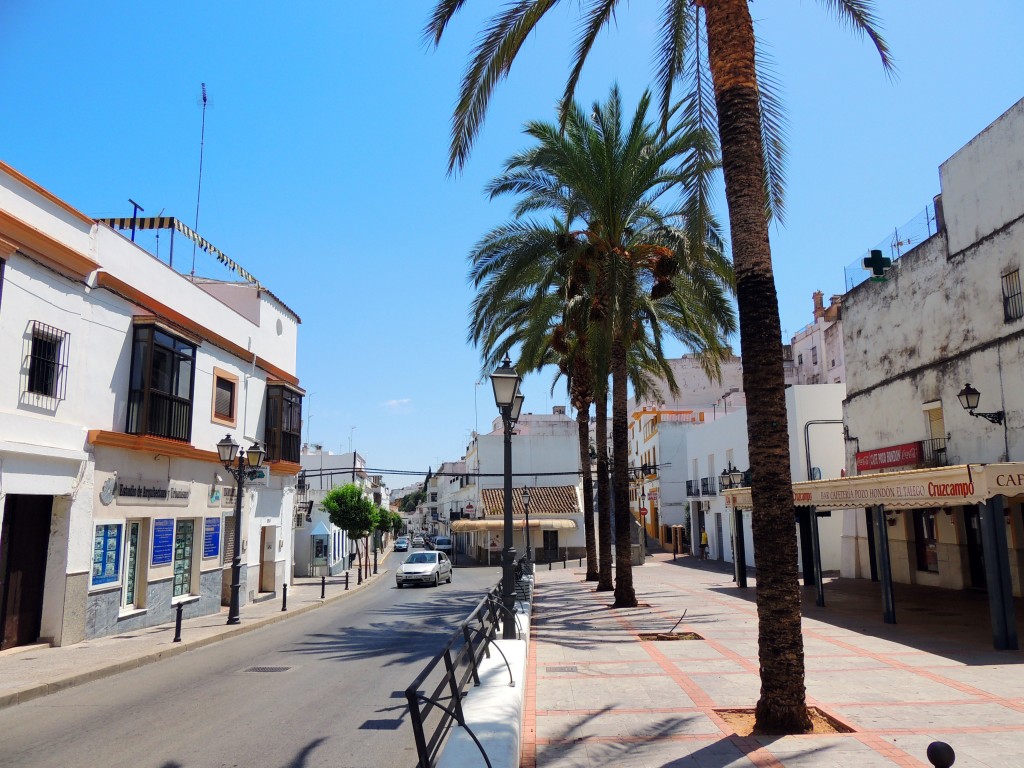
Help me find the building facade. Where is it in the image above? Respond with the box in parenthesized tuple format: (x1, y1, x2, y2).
(0, 163, 302, 649)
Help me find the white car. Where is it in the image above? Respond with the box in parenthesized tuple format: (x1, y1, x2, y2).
(396, 551, 452, 588)
(411, 535, 425, 548)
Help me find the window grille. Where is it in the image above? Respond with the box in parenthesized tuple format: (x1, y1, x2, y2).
(25, 321, 69, 400)
(1002, 269, 1023, 322)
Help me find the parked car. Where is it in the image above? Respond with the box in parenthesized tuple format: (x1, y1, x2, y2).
(394, 536, 409, 552)
(411, 535, 425, 548)
(432, 536, 453, 557)
(395, 551, 452, 588)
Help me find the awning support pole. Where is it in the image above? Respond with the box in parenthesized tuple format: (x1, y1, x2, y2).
(979, 497, 1019, 651)
(798, 507, 815, 586)
(811, 506, 825, 608)
(872, 504, 896, 624)
(865, 507, 878, 582)
(733, 508, 747, 588)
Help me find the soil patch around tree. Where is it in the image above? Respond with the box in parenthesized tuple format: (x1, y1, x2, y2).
(715, 707, 854, 736)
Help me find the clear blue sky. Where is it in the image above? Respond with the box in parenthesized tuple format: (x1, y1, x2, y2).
(2, 2, 1022, 490)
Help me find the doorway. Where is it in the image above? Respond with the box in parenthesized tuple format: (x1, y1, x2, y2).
(0, 495, 53, 650)
(542, 530, 559, 561)
(964, 506, 987, 590)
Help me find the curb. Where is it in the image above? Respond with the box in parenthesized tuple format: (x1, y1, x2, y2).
(0, 564, 392, 711)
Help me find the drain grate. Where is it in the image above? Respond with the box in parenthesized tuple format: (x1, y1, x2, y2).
(245, 666, 291, 673)
(546, 665, 578, 673)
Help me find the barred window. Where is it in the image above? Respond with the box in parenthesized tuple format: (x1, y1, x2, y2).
(1002, 269, 1023, 322)
(26, 321, 69, 399)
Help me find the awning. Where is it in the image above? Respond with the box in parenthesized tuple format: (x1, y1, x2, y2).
(451, 519, 577, 532)
(723, 462, 1024, 511)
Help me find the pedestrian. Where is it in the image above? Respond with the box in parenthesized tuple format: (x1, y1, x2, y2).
(700, 526, 709, 560)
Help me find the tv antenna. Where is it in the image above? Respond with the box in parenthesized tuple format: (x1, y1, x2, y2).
(191, 82, 209, 277)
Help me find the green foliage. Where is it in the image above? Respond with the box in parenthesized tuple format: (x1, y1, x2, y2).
(374, 506, 392, 533)
(400, 488, 426, 513)
(322, 484, 375, 539)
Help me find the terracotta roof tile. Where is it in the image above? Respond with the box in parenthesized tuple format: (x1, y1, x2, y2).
(481, 486, 579, 517)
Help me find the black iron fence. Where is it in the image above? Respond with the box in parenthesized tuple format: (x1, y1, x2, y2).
(405, 580, 523, 768)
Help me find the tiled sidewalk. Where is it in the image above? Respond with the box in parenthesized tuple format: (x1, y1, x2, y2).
(523, 555, 1024, 768)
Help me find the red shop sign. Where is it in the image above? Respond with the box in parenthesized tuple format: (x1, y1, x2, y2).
(856, 442, 923, 472)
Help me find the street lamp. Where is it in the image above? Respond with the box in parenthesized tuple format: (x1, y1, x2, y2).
(638, 488, 648, 555)
(957, 383, 1005, 425)
(521, 487, 533, 568)
(491, 355, 522, 640)
(218, 434, 266, 625)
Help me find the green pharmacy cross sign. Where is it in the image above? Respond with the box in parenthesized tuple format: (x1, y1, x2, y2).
(863, 249, 892, 282)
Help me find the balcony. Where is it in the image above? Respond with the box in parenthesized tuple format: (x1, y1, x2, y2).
(921, 437, 949, 468)
(700, 476, 718, 496)
(686, 480, 700, 497)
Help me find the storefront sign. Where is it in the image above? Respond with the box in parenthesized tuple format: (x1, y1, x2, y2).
(856, 442, 923, 472)
(152, 518, 175, 565)
(116, 479, 191, 506)
(203, 516, 221, 559)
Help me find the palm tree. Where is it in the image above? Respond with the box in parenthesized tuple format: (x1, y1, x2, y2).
(427, 0, 891, 734)
(469, 86, 734, 608)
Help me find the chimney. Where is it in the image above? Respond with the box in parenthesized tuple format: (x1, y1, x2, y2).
(812, 290, 825, 320)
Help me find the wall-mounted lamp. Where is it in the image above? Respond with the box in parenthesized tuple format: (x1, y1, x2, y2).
(957, 383, 1005, 425)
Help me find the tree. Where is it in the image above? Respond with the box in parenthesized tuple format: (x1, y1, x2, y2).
(427, 0, 891, 733)
(468, 87, 734, 608)
(322, 484, 375, 579)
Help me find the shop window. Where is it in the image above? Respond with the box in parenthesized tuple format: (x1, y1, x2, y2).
(212, 369, 238, 425)
(265, 384, 302, 463)
(126, 324, 196, 442)
(1002, 269, 1023, 322)
(121, 520, 142, 609)
(913, 509, 939, 573)
(173, 519, 195, 597)
(92, 523, 122, 586)
(26, 321, 69, 399)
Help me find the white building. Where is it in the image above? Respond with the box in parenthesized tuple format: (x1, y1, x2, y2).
(840, 97, 1024, 605)
(454, 407, 585, 563)
(0, 163, 302, 649)
(294, 447, 370, 576)
(791, 291, 846, 385)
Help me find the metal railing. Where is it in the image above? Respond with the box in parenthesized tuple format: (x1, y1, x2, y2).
(921, 437, 949, 468)
(701, 476, 718, 496)
(406, 580, 521, 768)
(686, 480, 700, 497)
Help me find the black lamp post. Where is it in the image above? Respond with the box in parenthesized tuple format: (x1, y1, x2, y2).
(957, 383, 1005, 425)
(521, 487, 533, 568)
(491, 356, 523, 640)
(217, 434, 266, 626)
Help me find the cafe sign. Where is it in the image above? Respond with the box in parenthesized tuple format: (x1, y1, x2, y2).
(856, 442, 923, 472)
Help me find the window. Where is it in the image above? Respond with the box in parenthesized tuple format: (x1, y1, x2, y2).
(1002, 269, 1023, 322)
(126, 324, 196, 442)
(811, 346, 818, 365)
(430, 493, 437, 502)
(92, 523, 122, 586)
(173, 519, 195, 597)
(265, 384, 302, 463)
(797, 353, 803, 366)
(26, 321, 69, 399)
(212, 368, 238, 426)
(913, 510, 939, 573)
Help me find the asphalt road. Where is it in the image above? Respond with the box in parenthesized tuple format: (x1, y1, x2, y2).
(0, 551, 502, 768)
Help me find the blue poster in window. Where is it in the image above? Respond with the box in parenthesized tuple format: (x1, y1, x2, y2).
(203, 516, 221, 559)
(152, 518, 174, 565)
(92, 524, 122, 585)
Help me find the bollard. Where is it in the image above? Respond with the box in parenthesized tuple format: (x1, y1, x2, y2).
(563, 553, 567, 569)
(345, 571, 350, 590)
(548, 559, 552, 571)
(173, 602, 184, 643)
(321, 575, 326, 599)
(926, 742, 955, 768)
(578, 556, 582, 567)
(373, 548, 378, 575)
(673, 541, 678, 561)
(281, 583, 288, 612)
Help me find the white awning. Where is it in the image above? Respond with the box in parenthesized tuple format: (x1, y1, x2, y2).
(451, 518, 577, 532)
(723, 462, 1024, 511)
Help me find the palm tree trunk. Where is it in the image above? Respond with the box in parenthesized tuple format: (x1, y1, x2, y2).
(611, 335, 637, 608)
(704, 0, 810, 734)
(576, 401, 599, 580)
(595, 390, 614, 591)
